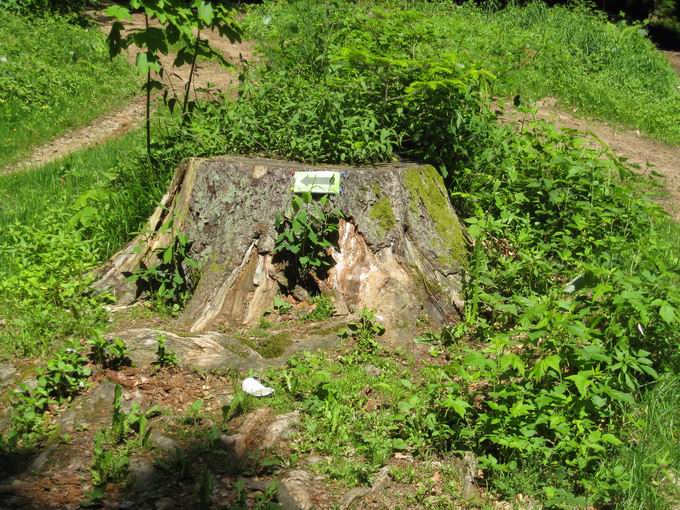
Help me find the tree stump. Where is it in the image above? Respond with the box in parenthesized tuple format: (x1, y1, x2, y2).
(96, 156, 468, 336)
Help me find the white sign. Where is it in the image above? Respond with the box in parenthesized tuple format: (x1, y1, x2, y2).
(293, 171, 341, 194)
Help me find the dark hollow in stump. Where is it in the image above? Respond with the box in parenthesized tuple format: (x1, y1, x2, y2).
(95, 156, 468, 337)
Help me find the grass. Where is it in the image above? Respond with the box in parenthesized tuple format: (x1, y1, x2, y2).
(249, 1, 680, 145)
(0, 129, 164, 263)
(0, 131, 139, 225)
(614, 375, 680, 509)
(437, 2, 680, 144)
(0, 128, 168, 357)
(0, 11, 139, 168)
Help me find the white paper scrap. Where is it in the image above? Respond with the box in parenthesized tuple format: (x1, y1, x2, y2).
(242, 377, 275, 397)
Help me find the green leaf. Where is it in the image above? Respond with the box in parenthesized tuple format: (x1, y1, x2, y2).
(163, 246, 173, 264)
(135, 52, 151, 74)
(659, 304, 675, 324)
(564, 270, 597, 293)
(197, 1, 215, 25)
(105, 5, 132, 21)
(602, 433, 623, 446)
(566, 371, 592, 397)
(442, 395, 470, 418)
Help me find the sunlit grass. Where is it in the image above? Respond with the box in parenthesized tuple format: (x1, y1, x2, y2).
(0, 11, 139, 167)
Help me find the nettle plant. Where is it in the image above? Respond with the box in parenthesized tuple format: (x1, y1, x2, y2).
(106, 0, 242, 157)
(341, 307, 386, 354)
(127, 232, 198, 315)
(6, 341, 92, 449)
(273, 192, 344, 288)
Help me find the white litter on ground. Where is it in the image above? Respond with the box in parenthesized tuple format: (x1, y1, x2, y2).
(242, 377, 275, 397)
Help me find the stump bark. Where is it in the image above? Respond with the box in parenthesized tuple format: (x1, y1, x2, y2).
(96, 156, 468, 335)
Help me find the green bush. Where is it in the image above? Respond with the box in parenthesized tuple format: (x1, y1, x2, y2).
(0, 131, 168, 357)
(243, 1, 680, 145)
(0, 214, 109, 357)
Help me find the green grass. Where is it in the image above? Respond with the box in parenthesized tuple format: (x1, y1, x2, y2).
(0, 129, 168, 357)
(0, 132, 137, 223)
(0, 11, 139, 168)
(614, 375, 680, 509)
(432, 2, 680, 145)
(249, 1, 680, 145)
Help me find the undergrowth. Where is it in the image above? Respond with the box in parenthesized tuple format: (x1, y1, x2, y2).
(1, 1, 679, 507)
(244, 1, 680, 146)
(0, 130, 168, 358)
(176, 2, 678, 505)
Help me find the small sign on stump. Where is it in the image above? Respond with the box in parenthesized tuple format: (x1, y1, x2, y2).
(293, 171, 341, 194)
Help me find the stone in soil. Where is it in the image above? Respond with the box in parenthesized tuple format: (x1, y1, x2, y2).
(0, 362, 18, 389)
(219, 408, 300, 462)
(339, 466, 391, 510)
(107, 327, 344, 371)
(58, 381, 143, 434)
(278, 470, 315, 510)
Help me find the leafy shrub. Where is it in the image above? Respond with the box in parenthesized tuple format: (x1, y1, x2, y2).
(6, 341, 91, 448)
(303, 295, 335, 322)
(154, 335, 178, 368)
(341, 308, 385, 354)
(105, 0, 242, 158)
(274, 193, 344, 287)
(273, 294, 293, 315)
(127, 232, 198, 316)
(0, 214, 109, 357)
(244, 1, 680, 145)
(89, 336, 131, 370)
(87, 384, 158, 505)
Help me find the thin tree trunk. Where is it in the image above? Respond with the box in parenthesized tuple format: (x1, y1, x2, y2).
(145, 12, 152, 160)
(182, 29, 201, 123)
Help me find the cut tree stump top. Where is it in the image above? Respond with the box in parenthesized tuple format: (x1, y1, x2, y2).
(98, 156, 469, 339)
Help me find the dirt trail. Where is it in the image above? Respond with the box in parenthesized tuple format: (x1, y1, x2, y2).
(2, 10, 252, 175)
(665, 50, 680, 75)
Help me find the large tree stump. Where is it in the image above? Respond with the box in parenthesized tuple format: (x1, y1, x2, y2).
(96, 157, 468, 336)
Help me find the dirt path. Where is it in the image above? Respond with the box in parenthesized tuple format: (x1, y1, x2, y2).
(665, 50, 680, 75)
(2, 10, 252, 175)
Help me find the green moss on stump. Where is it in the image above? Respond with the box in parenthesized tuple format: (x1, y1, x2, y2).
(369, 196, 397, 234)
(243, 331, 292, 359)
(404, 165, 467, 268)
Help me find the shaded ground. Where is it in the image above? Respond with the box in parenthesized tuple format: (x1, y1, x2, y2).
(0, 336, 500, 510)
(2, 9, 252, 175)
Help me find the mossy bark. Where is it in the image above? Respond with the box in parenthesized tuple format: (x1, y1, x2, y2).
(97, 156, 468, 337)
